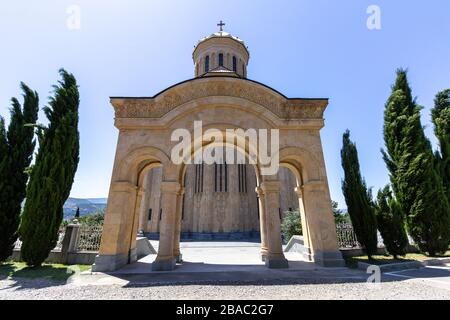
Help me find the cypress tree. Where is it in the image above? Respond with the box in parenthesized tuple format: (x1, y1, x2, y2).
(382, 69, 450, 255)
(0, 84, 39, 262)
(19, 69, 80, 266)
(431, 89, 450, 201)
(75, 207, 80, 219)
(375, 185, 408, 259)
(341, 130, 378, 258)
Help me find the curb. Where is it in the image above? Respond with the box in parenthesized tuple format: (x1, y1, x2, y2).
(357, 257, 450, 272)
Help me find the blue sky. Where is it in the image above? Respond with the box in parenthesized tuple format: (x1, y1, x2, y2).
(1, 1, 449, 207)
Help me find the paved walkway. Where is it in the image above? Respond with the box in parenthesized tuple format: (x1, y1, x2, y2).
(1, 242, 449, 299)
(114, 241, 318, 274)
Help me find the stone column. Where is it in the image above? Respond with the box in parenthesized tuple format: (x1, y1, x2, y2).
(294, 186, 313, 260)
(93, 181, 138, 272)
(255, 186, 268, 261)
(152, 181, 181, 271)
(173, 187, 185, 263)
(128, 188, 145, 264)
(138, 175, 151, 234)
(300, 181, 345, 267)
(260, 181, 288, 269)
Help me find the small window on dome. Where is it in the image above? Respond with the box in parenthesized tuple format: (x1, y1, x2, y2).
(205, 56, 210, 73)
(232, 56, 237, 72)
(219, 53, 224, 67)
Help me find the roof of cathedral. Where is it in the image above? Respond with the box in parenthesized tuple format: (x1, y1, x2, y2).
(198, 31, 245, 45)
(200, 66, 241, 78)
(195, 30, 250, 56)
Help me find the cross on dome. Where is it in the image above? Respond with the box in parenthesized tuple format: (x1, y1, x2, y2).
(217, 20, 225, 32)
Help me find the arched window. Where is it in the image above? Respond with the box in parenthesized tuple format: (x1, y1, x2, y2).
(232, 56, 237, 72)
(219, 53, 224, 67)
(214, 162, 228, 192)
(194, 164, 204, 193)
(205, 56, 210, 73)
(238, 164, 247, 193)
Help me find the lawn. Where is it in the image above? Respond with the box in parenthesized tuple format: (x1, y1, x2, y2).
(345, 251, 450, 268)
(0, 262, 91, 282)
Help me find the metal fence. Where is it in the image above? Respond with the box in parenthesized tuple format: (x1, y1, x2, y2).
(14, 222, 382, 252)
(336, 223, 360, 248)
(76, 225, 103, 251)
(336, 223, 385, 249)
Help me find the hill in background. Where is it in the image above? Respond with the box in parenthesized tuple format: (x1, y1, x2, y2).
(64, 197, 107, 220)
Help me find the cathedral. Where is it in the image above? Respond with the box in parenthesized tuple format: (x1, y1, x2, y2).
(93, 22, 344, 271)
(137, 24, 299, 240)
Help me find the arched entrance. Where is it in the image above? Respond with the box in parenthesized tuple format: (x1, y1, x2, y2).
(92, 76, 345, 272)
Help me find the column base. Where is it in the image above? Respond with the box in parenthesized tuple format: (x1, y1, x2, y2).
(265, 255, 289, 269)
(128, 247, 137, 264)
(175, 254, 183, 263)
(261, 250, 269, 262)
(304, 248, 346, 267)
(92, 253, 128, 272)
(152, 257, 176, 271)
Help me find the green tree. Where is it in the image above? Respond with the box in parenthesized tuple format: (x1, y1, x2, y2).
(74, 207, 80, 219)
(332, 201, 350, 224)
(19, 69, 80, 267)
(431, 89, 450, 201)
(281, 210, 302, 243)
(375, 185, 408, 259)
(341, 130, 378, 258)
(77, 209, 105, 226)
(382, 69, 450, 255)
(0, 84, 39, 262)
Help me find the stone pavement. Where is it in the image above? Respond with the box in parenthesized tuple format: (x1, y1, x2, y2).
(2, 242, 449, 299)
(75, 241, 365, 286)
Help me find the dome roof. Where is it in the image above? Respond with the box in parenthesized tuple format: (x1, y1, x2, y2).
(193, 22, 250, 78)
(194, 21, 249, 56)
(197, 31, 246, 46)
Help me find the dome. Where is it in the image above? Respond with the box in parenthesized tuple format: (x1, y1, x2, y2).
(193, 22, 250, 78)
(198, 31, 247, 46)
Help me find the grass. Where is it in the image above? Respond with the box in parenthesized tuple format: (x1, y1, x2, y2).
(0, 262, 91, 282)
(345, 251, 450, 268)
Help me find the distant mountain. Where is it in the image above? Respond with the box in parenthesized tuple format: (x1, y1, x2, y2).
(64, 197, 107, 220)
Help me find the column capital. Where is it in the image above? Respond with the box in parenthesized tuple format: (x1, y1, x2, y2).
(302, 180, 326, 192)
(178, 187, 186, 196)
(137, 187, 146, 196)
(111, 181, 138, 193)
(260, 181, 281, 193)
(255, 186, 264, 197)
(160, 181, 181, 194)
(294, 186, 303, 197)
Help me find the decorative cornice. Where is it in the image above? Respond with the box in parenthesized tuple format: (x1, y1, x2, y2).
(111, 78, 328, 120)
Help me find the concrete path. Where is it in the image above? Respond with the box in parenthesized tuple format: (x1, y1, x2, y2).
(115, 241, 318, 274)
(384, 264, 450, 291)
(73, 241, 367, 286)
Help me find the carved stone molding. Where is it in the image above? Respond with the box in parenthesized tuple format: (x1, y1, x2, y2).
(111, 78, 327, 120)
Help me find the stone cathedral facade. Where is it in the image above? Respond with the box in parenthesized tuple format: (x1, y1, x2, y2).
(138, 165, 298, 240)
(93, 23, 345, 271)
